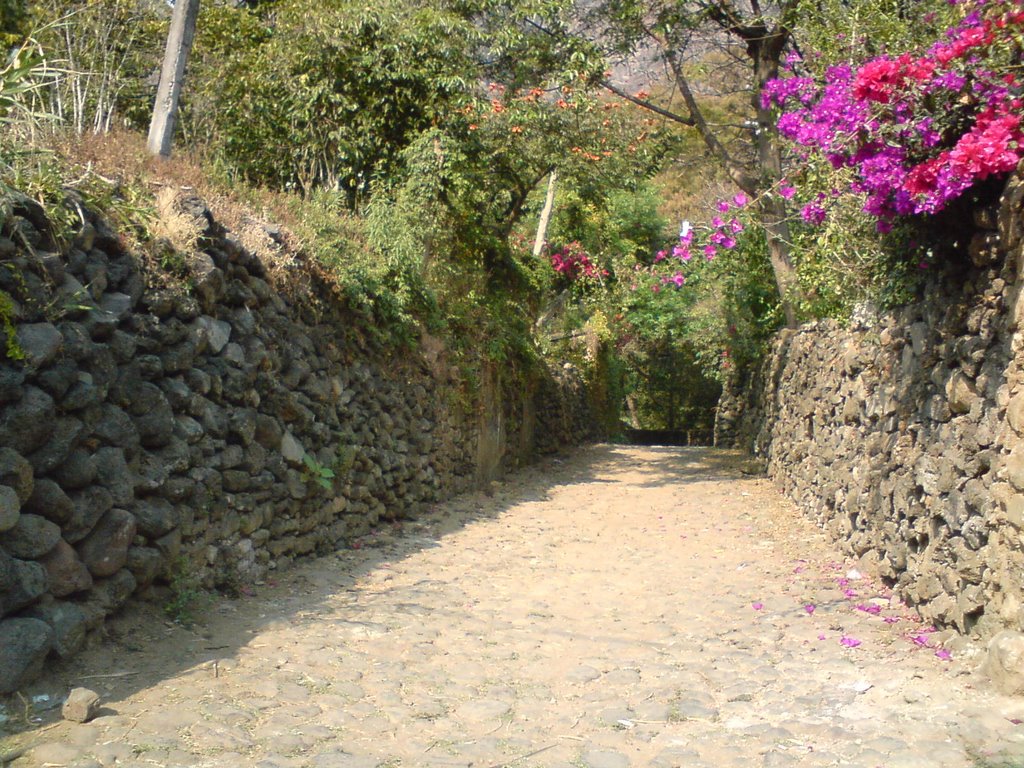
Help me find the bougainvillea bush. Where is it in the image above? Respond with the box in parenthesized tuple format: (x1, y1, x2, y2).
(765, 0, 1024, 229)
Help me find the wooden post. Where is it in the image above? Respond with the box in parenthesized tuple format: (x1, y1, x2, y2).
(147, 0, 200, 157)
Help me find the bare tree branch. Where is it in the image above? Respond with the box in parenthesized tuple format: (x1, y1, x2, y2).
(599, 80, 695, 125)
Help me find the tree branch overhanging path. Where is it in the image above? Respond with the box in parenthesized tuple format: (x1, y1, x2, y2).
(585, 0, 802, 327)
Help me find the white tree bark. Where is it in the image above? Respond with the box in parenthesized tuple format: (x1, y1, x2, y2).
(147, 0, 200, 157)
(532, 169, 558, 258)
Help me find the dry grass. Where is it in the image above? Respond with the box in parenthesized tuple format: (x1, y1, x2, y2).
(151, 187, 203, 254)
(41, 129, 328, 296)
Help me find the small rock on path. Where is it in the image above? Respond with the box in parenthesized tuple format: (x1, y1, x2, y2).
(3, 445, 1023, 767)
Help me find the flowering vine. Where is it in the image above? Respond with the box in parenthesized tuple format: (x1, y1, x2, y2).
(764, 0, 1024, 229)
(549, 241, 607, 283)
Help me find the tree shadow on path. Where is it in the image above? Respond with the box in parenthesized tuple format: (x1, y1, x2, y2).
(0, 443, 752, 753)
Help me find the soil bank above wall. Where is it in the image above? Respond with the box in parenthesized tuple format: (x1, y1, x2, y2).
(0, 192, 598, 694)
(718, 171, 1024, 645)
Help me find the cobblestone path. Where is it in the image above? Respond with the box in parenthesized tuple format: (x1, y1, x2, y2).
(3, 445, 1023, 768)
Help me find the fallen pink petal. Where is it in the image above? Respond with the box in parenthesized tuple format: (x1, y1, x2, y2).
(752, 601, 764, 611)
(935, 649, 952, 661)
(839, 636, 861, 648)
(843, 589, 858, 598)
(804, 604, 816, 614)
(883, 616, 900, 624)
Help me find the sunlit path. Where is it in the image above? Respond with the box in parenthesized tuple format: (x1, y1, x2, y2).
(3, 445, 1021, 768)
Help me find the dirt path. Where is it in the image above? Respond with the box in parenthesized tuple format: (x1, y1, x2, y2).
(2, 445, 1023, 768)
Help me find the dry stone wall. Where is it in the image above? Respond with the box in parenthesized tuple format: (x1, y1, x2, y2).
(721, 171, 1024, 642)
(0, 193, 598, 693)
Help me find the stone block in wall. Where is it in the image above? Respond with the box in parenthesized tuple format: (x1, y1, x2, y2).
(945, 371, 979, 415)
(40, 539, 93, 597)
(85, 568, 136, 617)
(0, 552, 47, 616)
(0, 484, 18, 532)
(193, 315, 232, 355)
(0, 617, 53, 694)
(76, 508, 136, 578)
(1004, 444, 1024, 491)
(53, 448, 98, 490)
(22, 599, 89, 658)
(23, 479, 73, 528)
(0, 366, 26, 406)
(15, 322, 63, 369)
(0, 387, 55, 455)
(93, 404, 141, 453)
(1, 514, 61, 559)
(126, 546, 162, 587)
(37, 360, 77, 401)
(64, 487, 114, 543)
(94, 447, 134, 507)
(981, 631, 1024, 695)
(0, 447, 33, 504)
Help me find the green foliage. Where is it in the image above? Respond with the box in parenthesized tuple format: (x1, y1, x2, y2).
(286, 189, 428, 347)
(163, 557, 209, 626)
(0, 288, 24, 362)
(793, 0, 952, 68)
(302, 453, 336, 492)
(606, 225, 779, 432)
(188, 0, 479, 197)
(0, 0, 29, 48)
(16, 0, 165, 135)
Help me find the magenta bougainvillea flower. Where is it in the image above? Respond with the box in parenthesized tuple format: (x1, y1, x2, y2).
(765, 0, 1024, 227)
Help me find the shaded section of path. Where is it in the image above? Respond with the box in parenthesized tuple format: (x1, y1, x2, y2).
(3, 445, 1023, 768)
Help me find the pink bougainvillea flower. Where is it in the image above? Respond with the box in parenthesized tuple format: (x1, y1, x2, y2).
(733, 192, 749, 207)
(752, 601, 764, 611)
(805, 604, 816, 614)
(703, 245, 718, 259)
(729, 218, 745, 233)
(716, 200, 730, 213)
(779, 183, 796, 199)
(935, 648, 952, 661)
(840, 635, 862, 648)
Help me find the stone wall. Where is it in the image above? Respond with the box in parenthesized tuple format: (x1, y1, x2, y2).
(721, 171, 1024, 641)
(0, 192, 598, 693)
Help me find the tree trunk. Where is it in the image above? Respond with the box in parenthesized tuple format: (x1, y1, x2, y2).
(752, 33, 799, 328)
(532, 169, 558, 258)
(147, 0, 200, 157)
